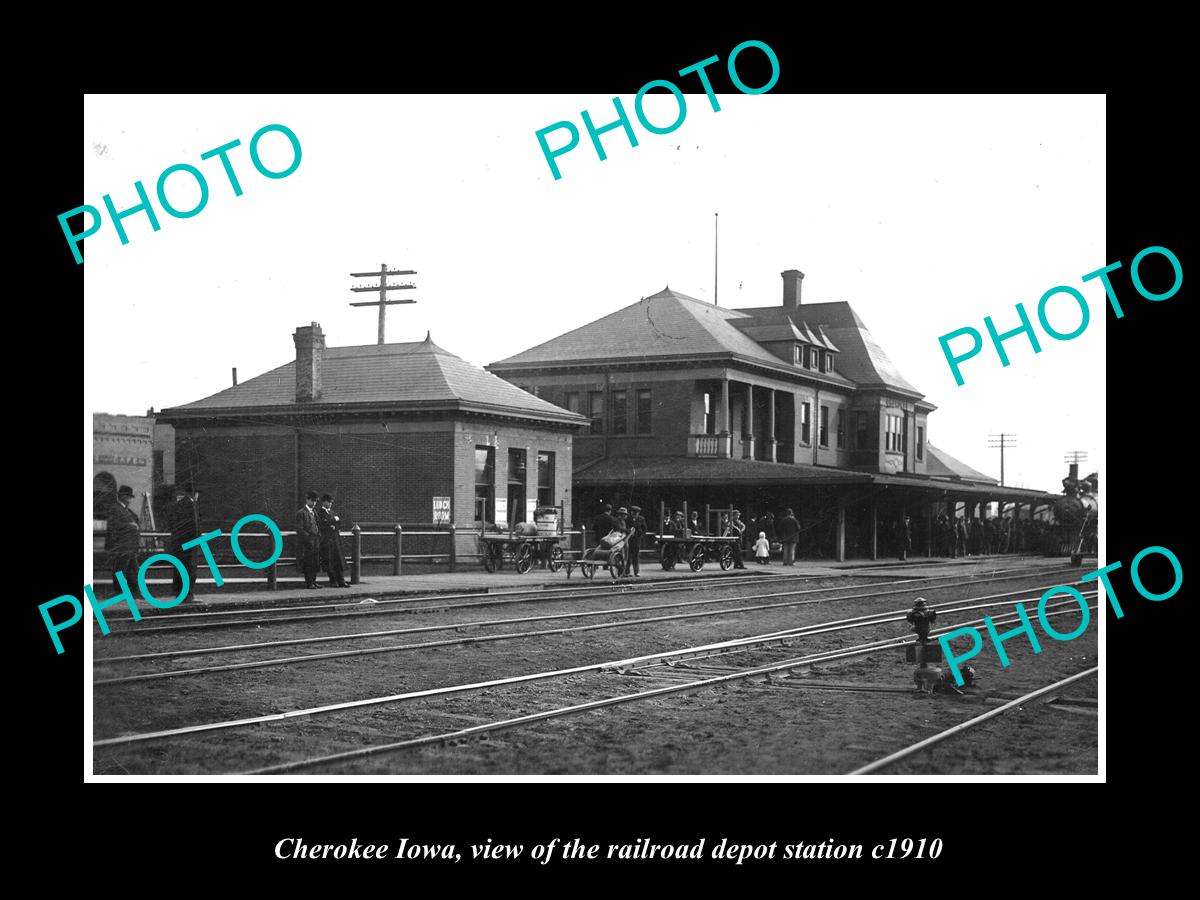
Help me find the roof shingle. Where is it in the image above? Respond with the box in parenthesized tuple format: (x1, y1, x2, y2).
(163, 334, 587, 424)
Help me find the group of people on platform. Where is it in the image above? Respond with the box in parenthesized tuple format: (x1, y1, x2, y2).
(929, 513, 1029, 558)
(297, 491, 350, 588)
(591, 503, 650, 575)
(591, 504, 804, 570)
(102, 482, 203, 593)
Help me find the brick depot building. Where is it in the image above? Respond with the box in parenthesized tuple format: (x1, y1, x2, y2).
(487, 269, 1049, 559)
(158, 324, 587, 558)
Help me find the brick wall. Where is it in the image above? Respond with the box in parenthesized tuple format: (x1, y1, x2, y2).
(174, 427, 294, 528)
(298, 425, 455, 524)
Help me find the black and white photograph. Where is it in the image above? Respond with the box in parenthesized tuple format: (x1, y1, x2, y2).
(82, 89, 1112, 780)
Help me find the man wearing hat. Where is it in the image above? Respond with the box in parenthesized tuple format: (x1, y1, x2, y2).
(297, 490, 322, 588)
(316, 493, 350, 588)
(105, 485, 141, 592)
(168, 481, 201, 598)
(592, 503, 615, 547)
(624, 505, 648, 576)
(726, 509, 747, 569)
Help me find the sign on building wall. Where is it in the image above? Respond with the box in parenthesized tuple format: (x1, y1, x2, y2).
(495, 497, 508, 527)
(526, 498, 538, 523)
(432, 496, 451, 524)
(94, 455, 148, 467)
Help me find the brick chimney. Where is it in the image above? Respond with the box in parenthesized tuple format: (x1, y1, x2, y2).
(293, 322, 325, 402)
(782, 269, 805, 310)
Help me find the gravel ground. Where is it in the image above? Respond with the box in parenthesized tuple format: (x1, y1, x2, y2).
(92, 559, 1098, 775)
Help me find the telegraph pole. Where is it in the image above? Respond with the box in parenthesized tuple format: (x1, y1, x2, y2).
(350, 264, 417, 344)
(1063, 450, 1089, 484)
(987, 433, 1018, 486)
(713, 212, 719, 307)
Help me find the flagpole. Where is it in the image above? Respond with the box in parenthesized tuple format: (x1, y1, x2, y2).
(714, 212, 719, 306)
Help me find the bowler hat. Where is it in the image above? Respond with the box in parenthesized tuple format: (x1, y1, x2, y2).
(117, 485, 134, 499)
(320, 493, 333, 502)
(306, 490, 319, 500)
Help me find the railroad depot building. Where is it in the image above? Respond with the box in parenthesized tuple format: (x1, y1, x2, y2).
(487, 269, 1049, 559)
(158, 324, 588, 559)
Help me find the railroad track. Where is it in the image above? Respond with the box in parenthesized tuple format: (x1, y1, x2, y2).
(93, 569, 1084, 685)
(232, 602, 1098, 775)
(846, 667, 1099, 774)
(97, 559, 1072, 636)
(93, 593, 1096, 759)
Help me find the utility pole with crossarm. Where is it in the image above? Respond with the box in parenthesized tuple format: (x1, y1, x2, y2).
(350, 264, 417, 344)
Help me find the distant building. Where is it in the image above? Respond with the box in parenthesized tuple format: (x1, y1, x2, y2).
(93, 414, 150, 519)
(93, 412, 176, 531)
(488, 269, 1047, 558)
(157, 324, 588, 556)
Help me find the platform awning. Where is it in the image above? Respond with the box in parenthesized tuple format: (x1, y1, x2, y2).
(574, 455, 1051, 501)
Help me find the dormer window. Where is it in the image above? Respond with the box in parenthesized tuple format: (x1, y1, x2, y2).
(794, 344, 802, 365)
(826, 354, 835, 373)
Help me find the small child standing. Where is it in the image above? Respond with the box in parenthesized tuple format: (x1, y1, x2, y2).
(753, 531, 771, 564)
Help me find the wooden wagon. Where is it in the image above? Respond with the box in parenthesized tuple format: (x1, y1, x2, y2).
(656, 534, 741, 572)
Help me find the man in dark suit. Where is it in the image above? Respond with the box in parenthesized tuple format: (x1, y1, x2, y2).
(592, 503, 615, 544)
(896, 514, 912, 561)
(105, 485, 141, 592)
(776, 508, 800, 566)
(297, 491, 322, 588)
(316, 493, 349, 588)
(726, 509, 747, 569)
(168, 481, 201, 597)
(624, 505, 648, 576)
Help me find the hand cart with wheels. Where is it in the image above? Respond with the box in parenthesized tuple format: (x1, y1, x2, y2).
(478, 529, 564, 575)
(655, 533, 741, 572)
(578, 530, 630, 580)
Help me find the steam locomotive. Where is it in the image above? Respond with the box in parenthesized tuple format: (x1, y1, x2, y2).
(1043, 466, 1098, 563)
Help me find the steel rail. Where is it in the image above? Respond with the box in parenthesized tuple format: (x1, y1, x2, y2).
(846, 666, 1100, 775)
(94, 581, 1092, 686)
(96, 567, 1081, 665)
(93, 599, 1094, 746)
(237, 605, 1098, 775)
(99, 561, 1069, 635)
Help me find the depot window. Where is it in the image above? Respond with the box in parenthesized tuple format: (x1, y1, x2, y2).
(636, 389, 652, 434)
(537, 451, 555, 506)
(611, 390, 628, 435)
(589, 392, 604, 434)
(474, 446, 495, 525)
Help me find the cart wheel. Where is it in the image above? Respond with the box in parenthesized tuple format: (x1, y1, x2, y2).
(516, 542, 534, 575)
(580, 561, 595, 579)
(548, 546, 563, 573)
(719, 545, 734, 570)
(660, 544, 675, 570)
(609, 550, 624, 578)
(689, 543, 706, 572)
(483, 542, 497, 573)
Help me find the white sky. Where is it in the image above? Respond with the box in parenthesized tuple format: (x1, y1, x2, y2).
(84, 94, 1104, 493)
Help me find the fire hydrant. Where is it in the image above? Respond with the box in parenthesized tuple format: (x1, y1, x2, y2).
(906, 598, 939, 689)
(906, 598, 937, 642)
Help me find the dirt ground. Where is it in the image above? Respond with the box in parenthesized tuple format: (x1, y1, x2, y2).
(92, 559, 1098, 775)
